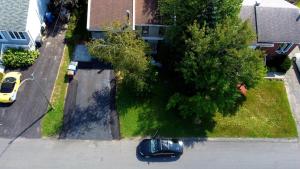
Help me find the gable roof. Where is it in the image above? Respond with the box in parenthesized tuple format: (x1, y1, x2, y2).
(240, 0, 300, 43)
(88, 0, 133, 31)
(87, 0, 160, 31)
(0, 0, 30, 32)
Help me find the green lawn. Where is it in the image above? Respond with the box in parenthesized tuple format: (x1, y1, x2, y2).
(297, 1, 300, 8)
(41, 45, 72, 136)
(41, 7, 88, 136)
(117, 80, 297, 138)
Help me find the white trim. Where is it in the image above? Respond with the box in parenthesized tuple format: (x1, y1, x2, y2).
(132, 0, 136, 30)
(256, 43, 274, 48)
(142, 37, 164, 41)
(135, 24, 168, 27)
(0, 31, 7, 42)
(87, 0, 91, 30)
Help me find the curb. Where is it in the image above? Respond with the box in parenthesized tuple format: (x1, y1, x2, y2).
(180, 137, 299, 143)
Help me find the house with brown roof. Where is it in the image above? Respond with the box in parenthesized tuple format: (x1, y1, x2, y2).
(87, 0, 165, 54)
(87, 0, 300, 56)
(240, 0, 300, 56)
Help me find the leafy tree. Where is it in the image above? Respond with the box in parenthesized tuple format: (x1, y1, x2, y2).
(87, 26, 151, 92)
(159, 0, 242, 27)
(167, 19, 266, 119)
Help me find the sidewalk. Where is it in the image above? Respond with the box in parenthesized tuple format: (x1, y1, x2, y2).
(284, 66, 300, 140)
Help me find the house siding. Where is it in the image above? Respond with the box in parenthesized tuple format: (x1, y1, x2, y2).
(261, 43, 298, 56)
(26, 0, 49, 42)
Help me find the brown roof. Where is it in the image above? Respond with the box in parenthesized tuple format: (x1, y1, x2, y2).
(88, 0, 161, 30)
(88, 0, 133, 30)
(135, 0, 160, 25)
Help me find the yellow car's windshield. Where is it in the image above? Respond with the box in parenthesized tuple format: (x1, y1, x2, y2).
(0, 77, 16, 93)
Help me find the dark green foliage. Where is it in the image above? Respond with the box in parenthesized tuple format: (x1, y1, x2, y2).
(87, 26, 151, 92)
(3, 48, 39, 68)
(166, 19, 266, 119)
(266, 55, 291, 72)
(281, 57, 292, 72)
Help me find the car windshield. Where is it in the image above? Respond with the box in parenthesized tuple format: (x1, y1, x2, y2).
(0, 77, 16, 93)
(150, 139, 160, 153)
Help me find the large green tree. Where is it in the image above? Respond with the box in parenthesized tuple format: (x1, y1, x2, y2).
(87, 27, 150, 92)
(167, 18, 266, 119)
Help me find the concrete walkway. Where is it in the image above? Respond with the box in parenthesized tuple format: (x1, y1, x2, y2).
(0, 138, 299, 169)
(284, 65, 300, 139)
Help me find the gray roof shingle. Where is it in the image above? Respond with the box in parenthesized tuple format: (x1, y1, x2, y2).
(0, 0, 30, 32)
(240, 0, 300, 43)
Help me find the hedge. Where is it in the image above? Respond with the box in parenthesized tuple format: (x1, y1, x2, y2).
(2, 48, 39, 68)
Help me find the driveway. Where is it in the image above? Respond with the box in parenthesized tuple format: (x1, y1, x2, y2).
(0, 138, 300, 169)
(0, 29, 65, 138)
(60, 61, 119, 140)
(285, 64, 300, 138)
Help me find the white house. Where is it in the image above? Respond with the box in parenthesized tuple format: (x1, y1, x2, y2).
(0, 0, 49, 57)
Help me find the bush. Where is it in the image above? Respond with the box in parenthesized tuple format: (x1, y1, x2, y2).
(266, 54, 291, 72)
(3, 48, 39, 68)
(280, 57, 292, 72)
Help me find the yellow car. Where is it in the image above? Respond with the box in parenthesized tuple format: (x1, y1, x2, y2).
(0, 72, 22, 103)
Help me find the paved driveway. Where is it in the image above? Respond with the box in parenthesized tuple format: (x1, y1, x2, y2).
(0, 31, 65, 138)
(285, 64, 300, 138)
(60, 62, 119, 140)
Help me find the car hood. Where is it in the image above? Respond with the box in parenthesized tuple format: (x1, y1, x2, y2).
(0, 93, 12, 102)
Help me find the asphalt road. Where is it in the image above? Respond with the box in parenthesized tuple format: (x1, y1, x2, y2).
(0, 31, 65, 138)
(0, 138, 299, 169)
(60, 62, 118, 140)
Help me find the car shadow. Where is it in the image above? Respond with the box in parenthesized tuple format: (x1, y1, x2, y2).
(0, 103, 13, 107)
(135, 146, 181, 163)
(291, 63, 300, 84)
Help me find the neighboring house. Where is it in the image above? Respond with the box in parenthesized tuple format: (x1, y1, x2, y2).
(87, 0, 300, 56)
(86, 0, 165, 54)
(0, 0, 49, 57)
(240, 0, 300, 56)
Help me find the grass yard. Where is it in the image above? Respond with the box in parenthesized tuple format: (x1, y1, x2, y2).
(41, 6, 88, 136)
(41, 45, 72, 136)
(117, 80, 297, 138)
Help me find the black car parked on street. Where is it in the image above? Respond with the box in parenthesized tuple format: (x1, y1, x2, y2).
(137, 139, 184, 158)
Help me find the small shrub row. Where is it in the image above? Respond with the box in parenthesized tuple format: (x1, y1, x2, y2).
(3, 48, 39, 68)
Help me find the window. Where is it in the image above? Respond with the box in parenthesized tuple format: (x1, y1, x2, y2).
(8, 31, 26, 40)
(0, 31, 6, 41)
(276, 43, 293, 54)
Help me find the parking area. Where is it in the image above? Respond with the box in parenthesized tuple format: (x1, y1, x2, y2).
(60, 61, 119, 140)
(0, 31, 65, 138)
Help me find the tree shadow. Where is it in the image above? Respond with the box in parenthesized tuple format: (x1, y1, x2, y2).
(117, 81, 216, 139)
(291, 62, 300, 84)
(60, 87, 112, 140)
